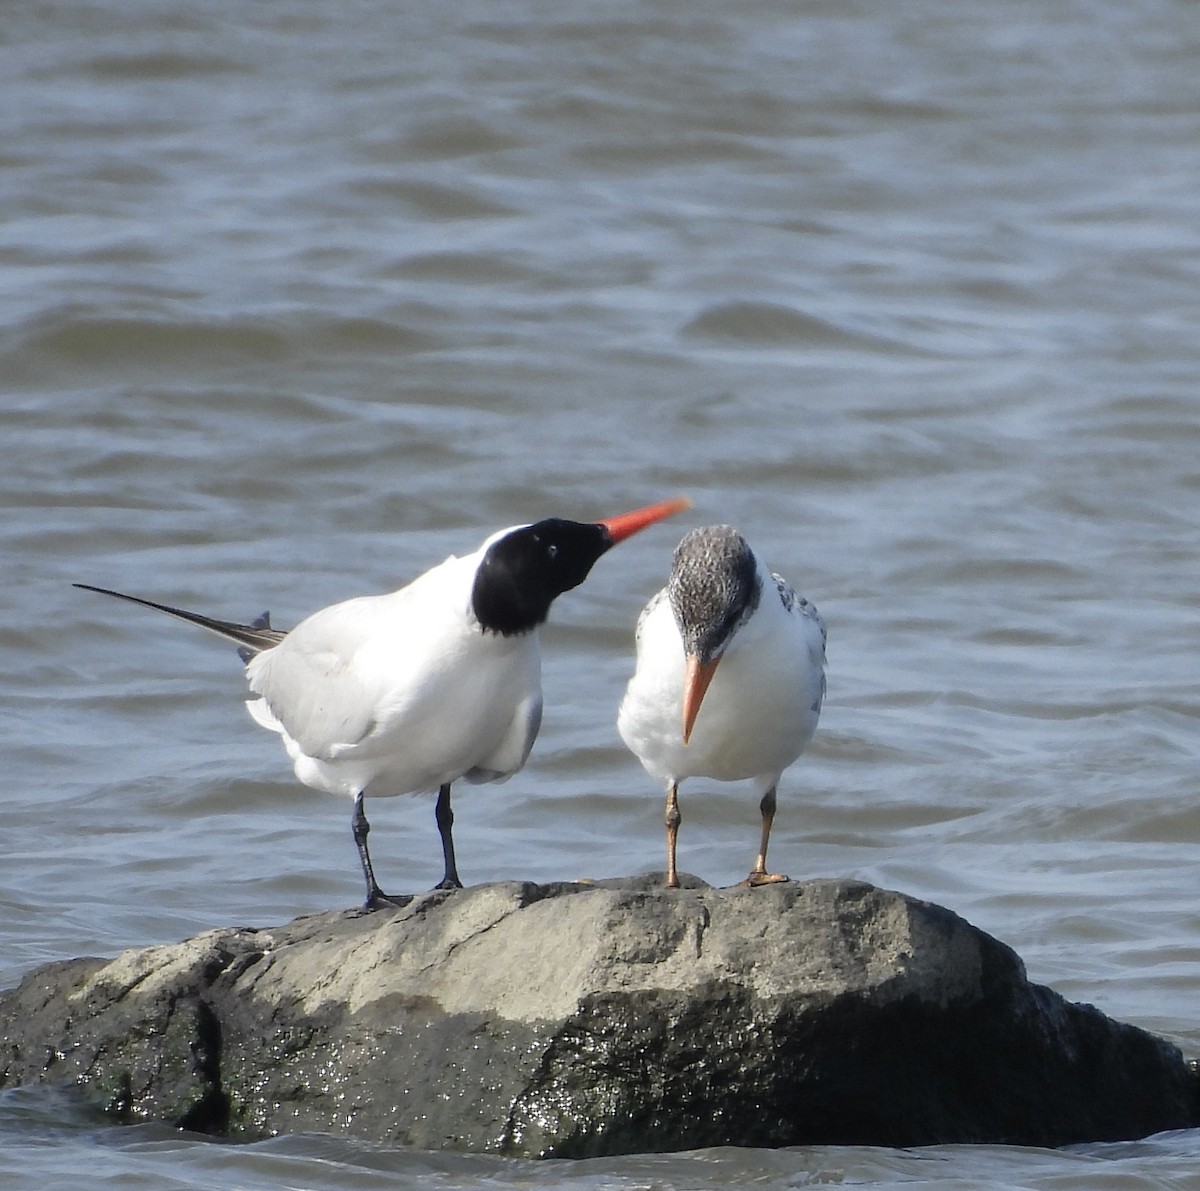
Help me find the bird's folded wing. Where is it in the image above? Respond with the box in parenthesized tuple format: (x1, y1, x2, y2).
(242, 577, 485, 765)
(464, 689, 543, 783)
(246, 644, 379, 759)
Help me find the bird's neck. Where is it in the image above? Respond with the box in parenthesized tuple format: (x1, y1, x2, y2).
(470, 566, 550, 637)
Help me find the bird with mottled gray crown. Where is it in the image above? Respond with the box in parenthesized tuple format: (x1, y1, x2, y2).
(618, 524, 826, 888)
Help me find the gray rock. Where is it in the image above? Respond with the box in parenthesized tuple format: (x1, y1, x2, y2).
(1, 876, 1195, 1156)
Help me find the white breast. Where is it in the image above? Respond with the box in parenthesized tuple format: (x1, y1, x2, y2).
(618, 573, 826, 789)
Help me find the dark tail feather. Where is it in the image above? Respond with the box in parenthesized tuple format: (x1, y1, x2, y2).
(73, 583, 289, 657)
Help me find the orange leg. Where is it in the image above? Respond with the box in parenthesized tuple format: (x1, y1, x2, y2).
(665, 781, 681, 889)
(745, 785, 788, 886)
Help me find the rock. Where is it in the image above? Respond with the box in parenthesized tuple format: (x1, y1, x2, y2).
(0, 876, 1195, 1156)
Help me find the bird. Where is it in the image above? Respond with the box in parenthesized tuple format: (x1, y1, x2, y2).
(75, 495, 691, 909)
(617, 524, 826, 889)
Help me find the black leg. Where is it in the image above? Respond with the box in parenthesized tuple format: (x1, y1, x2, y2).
(433, 782, 463, 890)
(351, 790, 404, 910)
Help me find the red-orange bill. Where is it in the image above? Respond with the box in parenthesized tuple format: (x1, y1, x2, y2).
(598, 495, 691, 545)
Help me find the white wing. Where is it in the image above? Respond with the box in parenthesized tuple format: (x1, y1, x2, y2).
(243, 553, 545, 796)
(246, 593, 408, 760)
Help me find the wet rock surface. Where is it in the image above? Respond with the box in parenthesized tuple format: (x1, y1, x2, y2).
(1, 876, 1195, 1156)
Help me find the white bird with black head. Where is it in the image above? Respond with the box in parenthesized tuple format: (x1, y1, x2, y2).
(76, 496, 690, 909)
(618, 524, 826, 888)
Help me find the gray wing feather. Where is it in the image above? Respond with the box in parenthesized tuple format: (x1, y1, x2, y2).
(772, 572, 826, 650)
(74, 583, 288, 656)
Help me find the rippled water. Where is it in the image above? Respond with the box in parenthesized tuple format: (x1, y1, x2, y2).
(3, 0, 1200, 1186)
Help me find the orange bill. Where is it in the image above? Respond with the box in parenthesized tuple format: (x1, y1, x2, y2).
(682, 653, 721, 744)
(598, 495, 691, 545)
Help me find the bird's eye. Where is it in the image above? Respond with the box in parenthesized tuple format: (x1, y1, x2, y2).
(547, 544, 559, 560)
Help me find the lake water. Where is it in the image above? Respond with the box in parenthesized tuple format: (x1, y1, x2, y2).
(3, 0, 1199, 1187)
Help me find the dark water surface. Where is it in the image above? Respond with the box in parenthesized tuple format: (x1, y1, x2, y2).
(3, 0, 1200, 1186)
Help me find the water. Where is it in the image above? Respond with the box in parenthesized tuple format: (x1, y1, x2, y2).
(3, 0, 1199, 1185)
